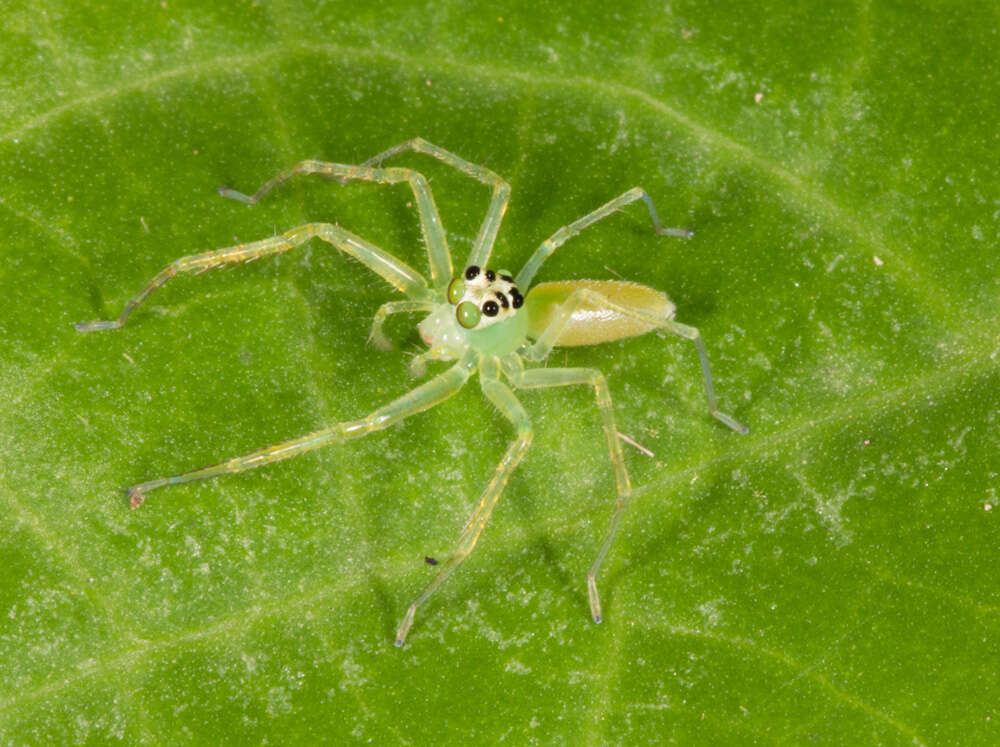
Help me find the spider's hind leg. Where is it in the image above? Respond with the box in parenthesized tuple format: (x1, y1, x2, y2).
(656, 319, 748, 434)
(524, 287, 747, 434)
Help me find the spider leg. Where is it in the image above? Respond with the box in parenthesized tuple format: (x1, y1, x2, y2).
(513, 367, 629, 624)
(126, 355, 474, 509)
(516, 187, 691, 289)
(656, 320, 748, 434)
(75, 222, 429, 331)
(368, 300, 436, 350)
(395, 358, 532, 646)
(357, 138, 511, 272)
(524, 288, 747, 434)
(219, 159, 453, 289)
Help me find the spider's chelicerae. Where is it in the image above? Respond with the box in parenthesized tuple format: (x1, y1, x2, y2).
(77, 138, 747, 646)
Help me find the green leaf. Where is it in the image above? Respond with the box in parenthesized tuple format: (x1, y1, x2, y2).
(1, 1, 997, 743)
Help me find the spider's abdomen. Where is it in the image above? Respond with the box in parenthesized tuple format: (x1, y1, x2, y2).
(524, 280, 676, 347)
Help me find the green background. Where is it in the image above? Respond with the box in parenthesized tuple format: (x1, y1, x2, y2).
(1, 1, 997, 744)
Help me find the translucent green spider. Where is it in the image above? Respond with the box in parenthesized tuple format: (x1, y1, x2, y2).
(77, 138, 747, 646)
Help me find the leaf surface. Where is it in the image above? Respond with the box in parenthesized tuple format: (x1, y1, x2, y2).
(1, 1, 997, 744)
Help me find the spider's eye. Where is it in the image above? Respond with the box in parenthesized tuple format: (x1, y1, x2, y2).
(510, 288, 524, 309)
(464, 266, 480, 280)
(447, 278, 465, 305)
(482, 300, 500, 317)
(485, 269, 496, 282)
(456, 301, 481, 329)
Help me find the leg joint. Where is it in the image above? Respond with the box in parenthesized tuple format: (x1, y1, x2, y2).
(407, 170, 430, 189)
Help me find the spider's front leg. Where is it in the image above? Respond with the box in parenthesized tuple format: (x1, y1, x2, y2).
(219, 159, 454, 288)
(395, 358, 533, 646)
(356, 138, 511, 270)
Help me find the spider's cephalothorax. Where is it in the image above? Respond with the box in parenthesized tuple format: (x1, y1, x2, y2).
(76, 138, 747, 647)
(446, 265, 524, 330)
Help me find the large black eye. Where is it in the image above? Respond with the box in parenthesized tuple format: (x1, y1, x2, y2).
(485, 269, 496, 282)
(510, 288, 523, 308)
(482, 300, 500, 317)
(465, 266, 480, 280)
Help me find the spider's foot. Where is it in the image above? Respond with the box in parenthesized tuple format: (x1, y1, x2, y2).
(712, 409, 749, 435)
(395, 605, 416, 647)
(587, 576, 603, 624)
(217, 186, 255, 204)
(127, 486, 147, 510)
(75, 319, 123, 332)
(656, 226, 693, 239)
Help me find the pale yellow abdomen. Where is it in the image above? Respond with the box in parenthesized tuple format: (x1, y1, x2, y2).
(524, 280, 676, 347)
